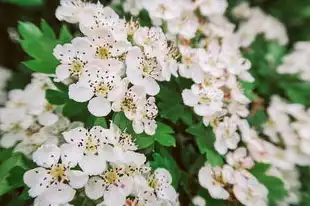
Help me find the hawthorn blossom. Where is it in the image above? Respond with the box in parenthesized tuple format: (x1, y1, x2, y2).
(214, 115, 241, 155)
(24, 144, 88, 205)
(101, 122, 146, 166)
(198, 164, 235, 199)
(62, 126, 108, 175)
(53, 37, 94, 81)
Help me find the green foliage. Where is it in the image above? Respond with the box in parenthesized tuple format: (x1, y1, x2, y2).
(2, 0, 45, 6)
(250, 163, 288, 205)
(93, 117, 108, 128)
(151, 152, 181, 189)
(186, 123, 224, 166)
(45, 89, 69, 105)
(18, 20, 72, 74)
(136, 122, 176, 149)
(0, 153, 29, 196)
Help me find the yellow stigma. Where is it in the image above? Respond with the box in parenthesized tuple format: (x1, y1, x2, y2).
(85, 137, 97, 153)
(96, 46, 110, 59)
(50, 164, 67, 182)
(71, 60, 83, 75)
(95, 83, 110, 97)
(199, 96, 211, 104)
(103, 169, 119, 184)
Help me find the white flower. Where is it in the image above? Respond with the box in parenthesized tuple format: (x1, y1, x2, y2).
(79, 6, 127, 41)
(112, 85, 146, 120)
(142, 0, 182, 21)
(85, 166, 135, 205)
(87, 28, 131, 61)
(196, 0, 228, 17)
(23, 144, 88, 205)
(226, 147, 254, 169)
(132, 96, 158, 135)
(102, 122, 146, 166)
(192, 196, 206, 206)
(233, 170, 268, 206)
(56, 0, 101, 23)
(198, 164, 235, 199)
(126, 47, 163, 95)
(62, 126, 108, 175)
(167, 11, 199, 39)
(53, 37, 93, 81)
(68, 62, 124, 116)
(133, 27, 167, 58)
(182, 84, 224, 117)
(178, 46, 205, 83)
(148, 168, 178, 202)
(214, 115, 241, 155)
(123, 0, 143, 16)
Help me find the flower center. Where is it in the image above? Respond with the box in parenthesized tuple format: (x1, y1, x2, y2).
(122, 97, 137, 112)
(103, 170, 119, 185)
(50, 164, 67, 182)
(183, 56, 193, 65)
(85, 137, 98, 153)
(96, 46, 110, 59)
(70, 60, 84, 76)
(199, 96, 211, 104)
(94, 83, 110, 97)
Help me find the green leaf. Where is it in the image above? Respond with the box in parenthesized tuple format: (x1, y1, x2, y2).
(248, 109, 268, 126)
(18, 22, 42, 40)
(2, 0, 44, 6)
(41, 19, 56, 39)
(138, 9, 152, 27)
(59, 25, 73, 43)
(154, 122, 175, 147)
(94, 117, 107, 128)
(18, 21, 72, 74)
(6, 166, 26, 188)
(186, 123, 215, 153)
(250, 163, 287, 205)
(135, 134, 155, 149)
(45, 89, 68, 105)
(63, 100, 87, 117)
(151, 152, 181, 188)
(155, 133, 176, 147)
(112, 112, 132, 131)
(205, 148, 224, 167)
(0, 153, 27, 195)
(186, 123, 223, 166)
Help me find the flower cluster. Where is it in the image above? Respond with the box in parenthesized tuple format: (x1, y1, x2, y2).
(0, 74, 64, 151)
(277, 41, 310, 81)
(198, 163, 268, 205)
(233, 2, 288, 47)
(54, 1, 184, 135)
(24, 123, 178, 206)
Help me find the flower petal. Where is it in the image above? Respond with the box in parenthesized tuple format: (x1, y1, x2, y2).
(68, 170, 89, 189)
(32, 144, 60, 168)
(85, 176, 105, 200)
(68, 83, 93, 103)
(87, 96, 111, 117)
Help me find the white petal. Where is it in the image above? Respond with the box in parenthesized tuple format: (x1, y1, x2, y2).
(157, 185, 177, 201)
(144, 119, 157, 136)
(40, 183, 76, 205)
(0, 132, 24, 148)
(182, 89, 199, 106)
(132, 120, 144, 134)
(62, 127, 88, 145)
(79, 154, 106, 175)
(32, 144, 60, 168)
(126, 68, 143, 85)
(87, 96, 111, 117)
(55, 65, 71, 81)
(60, 143, 83, 168)
(124, 151, 146, 166)
(68, 170, 89, 189)
(85, 176, 105, 200)
(68, 83, 93, 102)
(23, 167, 46, 188)
(142, 77, 160, 95)
(103, 186, 126, 206)
(155, 168, 172, 185)
(38, 112, 59, 126)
